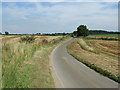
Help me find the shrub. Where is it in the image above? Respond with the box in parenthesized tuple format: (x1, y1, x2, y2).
(20, 35, 36, 43)
(41, 39, 48, 45)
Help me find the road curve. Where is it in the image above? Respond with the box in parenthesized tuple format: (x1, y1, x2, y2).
(51, 38, 118, 88)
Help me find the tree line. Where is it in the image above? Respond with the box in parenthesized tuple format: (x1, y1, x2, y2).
(0, 32, 72, 36)
(73, 25, 119, 37)
(1, 25, 119, 36)
(89, 30, 120, 34)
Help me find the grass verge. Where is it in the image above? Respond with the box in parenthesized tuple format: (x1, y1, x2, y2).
(2, 35, 70, 88)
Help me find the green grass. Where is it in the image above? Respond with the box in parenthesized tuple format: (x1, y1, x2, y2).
(2, 43, 37, 88)
(85, 34, 119, 41)
(67, 45, 120, 83)
(84, 37, 119, 41)
(89, 34, 119, 37)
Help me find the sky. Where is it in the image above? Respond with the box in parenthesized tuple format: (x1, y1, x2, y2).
(1, 1, 119, 34)
(1, 0, 119, 2)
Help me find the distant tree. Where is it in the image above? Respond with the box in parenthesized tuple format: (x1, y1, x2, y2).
(36, 33, 41, 35)
(89, 30, 120, 34)
(77, 25, 89, 37)
(62, 32, 66, 36)
(73, 31, 77, 36)
(0, 32, 2, 35)
(5, 32, 9, 35)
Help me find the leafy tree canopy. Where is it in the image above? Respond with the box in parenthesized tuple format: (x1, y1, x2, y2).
(76, 25, 89, 37)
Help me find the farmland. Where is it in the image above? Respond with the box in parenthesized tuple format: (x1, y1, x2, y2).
(67, 34, 120, 82)
(1, 35, 69, 88)
(1, 33, 119, 88)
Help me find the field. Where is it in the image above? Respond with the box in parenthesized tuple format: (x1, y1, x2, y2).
(86, 34, 119, 41)
(1, 35, 69, 88)
(67, 34, 120, 82)
(89, 34, 119, 37)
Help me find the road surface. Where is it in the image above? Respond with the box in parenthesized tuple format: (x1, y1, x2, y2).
(51, 38, 118, 88)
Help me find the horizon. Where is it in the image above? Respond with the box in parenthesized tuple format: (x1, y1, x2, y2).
(0, 30, 120, 35)
(1, 2, 118, 34)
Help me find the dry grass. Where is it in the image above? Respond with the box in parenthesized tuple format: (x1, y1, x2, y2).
(86, 40, 119, 58)
(77, 38, 98, 54)
(2, 35, 68, 88)
(67, 38, 119, 77)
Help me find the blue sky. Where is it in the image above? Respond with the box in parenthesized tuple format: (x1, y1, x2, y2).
(2, 2, 118, 34)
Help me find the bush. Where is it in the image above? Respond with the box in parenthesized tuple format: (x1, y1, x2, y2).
(41, 39, 48, 45)
(20, 35, 36, 43)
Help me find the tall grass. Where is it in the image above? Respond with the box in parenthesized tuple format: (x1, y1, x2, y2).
(2, 35, 70, 88)
(2, 42, 37, 88)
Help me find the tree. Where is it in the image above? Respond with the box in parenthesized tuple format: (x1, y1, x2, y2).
(77, 25, 89, 37)
(0, 32, 2, 35)
(73, 31, 77, 36)
(5, 32, 9, 35)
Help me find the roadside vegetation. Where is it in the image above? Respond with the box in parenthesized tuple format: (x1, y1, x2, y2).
(2, 35, 69, 88)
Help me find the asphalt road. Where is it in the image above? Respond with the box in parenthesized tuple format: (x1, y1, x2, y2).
(51, 38, 118, 88)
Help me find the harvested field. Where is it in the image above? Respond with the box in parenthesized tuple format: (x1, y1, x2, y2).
(67, 38, 119, 78)
(86, 40, 119, 58)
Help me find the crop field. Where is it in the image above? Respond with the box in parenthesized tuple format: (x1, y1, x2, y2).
(89, 34, 119, 37)
(67, 34, 120, 82)
(1, 35, 68, 88)
(86, 34, 119, 41)
(86, 40, 119, 58)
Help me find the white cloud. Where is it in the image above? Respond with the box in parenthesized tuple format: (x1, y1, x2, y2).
(2, 2, 118, 34)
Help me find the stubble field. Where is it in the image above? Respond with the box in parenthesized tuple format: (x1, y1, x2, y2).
(67, 34, 120, 82)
